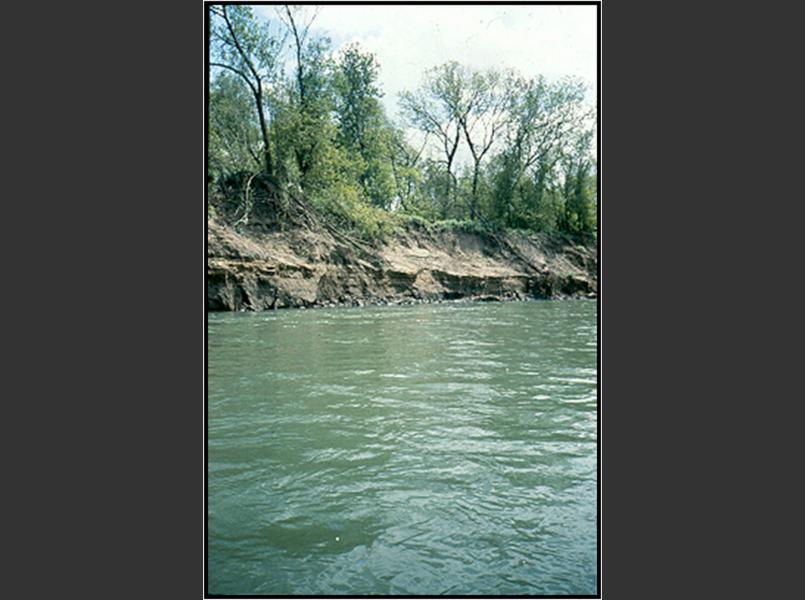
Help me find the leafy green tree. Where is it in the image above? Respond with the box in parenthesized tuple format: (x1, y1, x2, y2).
(206, 8, 598, 243)
(457, 68, 514, 220)
(558, 128, 596, 237)
(275, 40, 336, 191)
(209, 4, 285, 176)
(279, 6, 318, 108)
(388, 128, 428, 213)
(332, 44, 396, 208)
(400, 62, 467, 218)
(333, 45, 382, 154)
(208, 72, 262, 179)
(276, 6, 335, 184)
(488, 75, 590, 229)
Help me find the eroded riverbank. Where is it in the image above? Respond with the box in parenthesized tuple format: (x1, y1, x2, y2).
(207, 218, 597, 311)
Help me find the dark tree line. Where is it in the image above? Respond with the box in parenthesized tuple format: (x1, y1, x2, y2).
(208, 5, 596, 241)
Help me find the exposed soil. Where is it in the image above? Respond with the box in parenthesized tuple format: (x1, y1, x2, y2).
(207, 213, 597, 311)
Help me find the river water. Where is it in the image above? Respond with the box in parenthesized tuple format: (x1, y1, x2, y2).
(207, 300, 597, 595)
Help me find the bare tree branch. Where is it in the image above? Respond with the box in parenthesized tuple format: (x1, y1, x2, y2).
(210, 62, 258, 96)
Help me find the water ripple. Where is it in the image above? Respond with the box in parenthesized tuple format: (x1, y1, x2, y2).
(208, 300, 597, 596)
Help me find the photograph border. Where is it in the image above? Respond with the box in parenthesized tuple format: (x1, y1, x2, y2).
(204, 2, 602, 597)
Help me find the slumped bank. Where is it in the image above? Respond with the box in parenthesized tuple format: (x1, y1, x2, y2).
(207, 218, 597, 311)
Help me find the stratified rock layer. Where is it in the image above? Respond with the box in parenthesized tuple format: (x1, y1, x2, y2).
(207, 218, 597, 311)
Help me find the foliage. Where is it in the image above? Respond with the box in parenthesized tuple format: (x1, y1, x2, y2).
(333, 44, 396, 208)
(208, 73, 261, 180)
(311, 179, 397, 241)
(207, 6, 597, 243)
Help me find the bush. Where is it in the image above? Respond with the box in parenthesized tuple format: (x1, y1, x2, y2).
(432, 219, 493, 235)
(311, 182, 396, 241)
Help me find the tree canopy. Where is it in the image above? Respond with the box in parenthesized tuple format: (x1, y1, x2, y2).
(208, 5, 596, 242)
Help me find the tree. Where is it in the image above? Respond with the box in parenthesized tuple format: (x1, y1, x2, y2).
(333, 45, 382, 155)
(332, 44, 396, 208)
(400, 62, 466, 218)
(279, 5, 318, 108)
(489, 75, 590, 227)
(208, 72, 262, 179)
(206, 15, 599, 242)
(558, 128, 596, 237)
(276, 5, 332, 182)
(209, 4, 285, 176)
(457, 68, 514, 220)
(388, 127, 428, 213)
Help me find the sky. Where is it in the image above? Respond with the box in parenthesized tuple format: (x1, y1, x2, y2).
(253, 3, 598, 121)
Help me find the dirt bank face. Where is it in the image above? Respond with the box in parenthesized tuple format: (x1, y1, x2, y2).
(207, 219, 597, 311)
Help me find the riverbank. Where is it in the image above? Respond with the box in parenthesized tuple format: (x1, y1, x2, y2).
(207, 217, 597, 311)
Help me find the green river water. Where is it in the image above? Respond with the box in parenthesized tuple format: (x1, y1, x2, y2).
(207, 300, 598, 595)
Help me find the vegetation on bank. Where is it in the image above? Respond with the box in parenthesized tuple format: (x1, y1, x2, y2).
(207, 5, 597, 244)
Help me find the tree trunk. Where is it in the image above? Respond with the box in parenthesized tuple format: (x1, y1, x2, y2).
(253, 89, 272, 176)
(286, 7, 310, 180)
(219, 6, 273, 177)
(470, 161, 480, 220)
